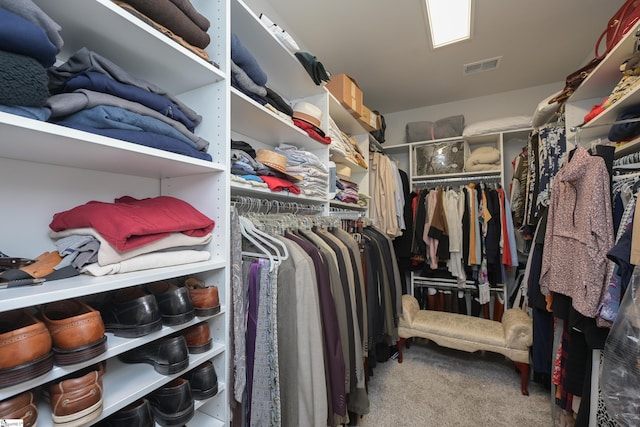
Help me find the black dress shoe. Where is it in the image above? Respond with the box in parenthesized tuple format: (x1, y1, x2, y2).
(148, 378, 194, 427)
(99, 288, 162, 338)
(119, 336, 189, 375)
(98, 398, 154, 427)
(182, 360, 218, 400)
(145, 281, 195, 326)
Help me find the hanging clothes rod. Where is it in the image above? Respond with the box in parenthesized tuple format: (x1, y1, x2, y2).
(231, 195, 324, 215)
(412, 173, 501, 187)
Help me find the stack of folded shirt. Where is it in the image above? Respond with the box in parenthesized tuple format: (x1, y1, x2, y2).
(230, 148, 267, 188)
(328, 117, 368, 169)
(231, 33, 294, 118)
(48, 195, 214, 276)
(0, 1, 63, 121)
(335, 179, 359, 204)
(275, 143, 328, 198)
(112, 0, 213, 64)
(47, 48, 211, 161)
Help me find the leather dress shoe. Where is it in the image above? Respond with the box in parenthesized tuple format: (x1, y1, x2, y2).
(183, 278, 220, 316)
(145, 281, 194, 326)
(41, 299, 107, 366)
(148, 378, 194, 427)
(182, 360, 218, 400)
(98, 398, 154, 427)
(0, 309, 53, 387)
(99, 288, 162, 338)
(182, 322, 212, 354)
(49, 362, 104, 427)
(119, 335, 189, 375)
(0, 391, 38, 427)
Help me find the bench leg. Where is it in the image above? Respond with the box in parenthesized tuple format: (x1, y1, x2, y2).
(514, 361, 530, 396)
(396, 338, 406, 363)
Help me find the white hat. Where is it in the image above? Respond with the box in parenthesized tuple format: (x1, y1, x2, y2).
(292, 101, 322, 128)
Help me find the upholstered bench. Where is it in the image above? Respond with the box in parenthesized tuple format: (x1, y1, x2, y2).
(397, 294, 533, 395)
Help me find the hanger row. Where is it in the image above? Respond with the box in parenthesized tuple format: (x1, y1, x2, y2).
(231, 195, 324, 215)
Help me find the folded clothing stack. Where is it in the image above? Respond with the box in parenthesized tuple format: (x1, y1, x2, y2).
(48, 195, 214, 276)
(276, 143, 329, 198)
(47, 48, 211, 161)
(465, 146, 501, 172)
(112, 0, 213, 63)
(0, 1, 63, 120)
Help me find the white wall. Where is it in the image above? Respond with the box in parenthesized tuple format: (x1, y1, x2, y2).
(383, 82, 563, 147)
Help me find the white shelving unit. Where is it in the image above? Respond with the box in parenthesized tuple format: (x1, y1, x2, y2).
(384, 128, 531, 310)
(230, 0, 372, 215)
(565, 22, 640, 144)
(1, 0, 230, 425)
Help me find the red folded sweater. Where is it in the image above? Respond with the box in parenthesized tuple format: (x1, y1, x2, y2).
(50, 195, 215, 251)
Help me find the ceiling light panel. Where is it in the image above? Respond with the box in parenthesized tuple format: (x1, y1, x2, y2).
(426, 0, 472, 48)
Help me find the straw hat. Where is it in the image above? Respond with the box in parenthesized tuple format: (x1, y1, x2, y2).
(292, 101, 322, 129)
(336, 164, 351, 181)
(255, 149, 302, 181)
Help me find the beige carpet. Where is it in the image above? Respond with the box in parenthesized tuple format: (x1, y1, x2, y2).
(356, 339, 552, 427)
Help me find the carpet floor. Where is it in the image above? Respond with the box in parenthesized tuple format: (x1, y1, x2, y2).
(356, 339, 552, 427)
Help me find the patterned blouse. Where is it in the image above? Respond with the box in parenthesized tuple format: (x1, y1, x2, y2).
(539, 146, 615, 317)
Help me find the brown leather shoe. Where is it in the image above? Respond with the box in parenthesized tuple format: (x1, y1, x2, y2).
(183, 278, 220, 316)
(41, 300, 107, 366)
(0, 391, 38, 427)
(182, 322, 212, 354)
(0, 309, 53, 387)
(49, 362, 104, 426)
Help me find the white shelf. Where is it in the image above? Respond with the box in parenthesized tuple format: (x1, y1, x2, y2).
(230, 88, 327, 151)
(35, 345, 225, 424)
(188, 409, 225, 427)
(330, 200, 368, 211)
(0, 313, 223, 401)
(2, 0, 230, 424)
(328, 93, 367, 136)
(565, 22, 640, 141)
(570, 23, 640, 103)
(34, 0, 224, 94)
(231, 181, 326, 204)
(330, 151, 368, 173)
(0, 259, 226, 313)
(231, 0, 324, 101)
(0, 113, 225, 179)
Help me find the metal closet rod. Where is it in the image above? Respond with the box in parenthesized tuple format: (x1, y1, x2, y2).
(412, 174, 501, 187)
(231, 195, 324, 214)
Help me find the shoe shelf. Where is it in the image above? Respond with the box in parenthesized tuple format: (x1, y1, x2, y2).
(0, 312, 224, 402)
(0, 260, 227, 313)
(0, 0, 230, 424)
(34, 343, 225, 425)
(188, 409, 225, 427)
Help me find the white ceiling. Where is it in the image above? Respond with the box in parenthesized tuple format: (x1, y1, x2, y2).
(249, 0, 626, 115)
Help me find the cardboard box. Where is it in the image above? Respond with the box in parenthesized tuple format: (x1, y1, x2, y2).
(326, 73, 363, 115)
(370, 109, 382, 130)
(356, 105, 381, 132)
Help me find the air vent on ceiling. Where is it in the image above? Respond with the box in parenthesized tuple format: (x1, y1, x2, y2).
(463, 56, 502, 75)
